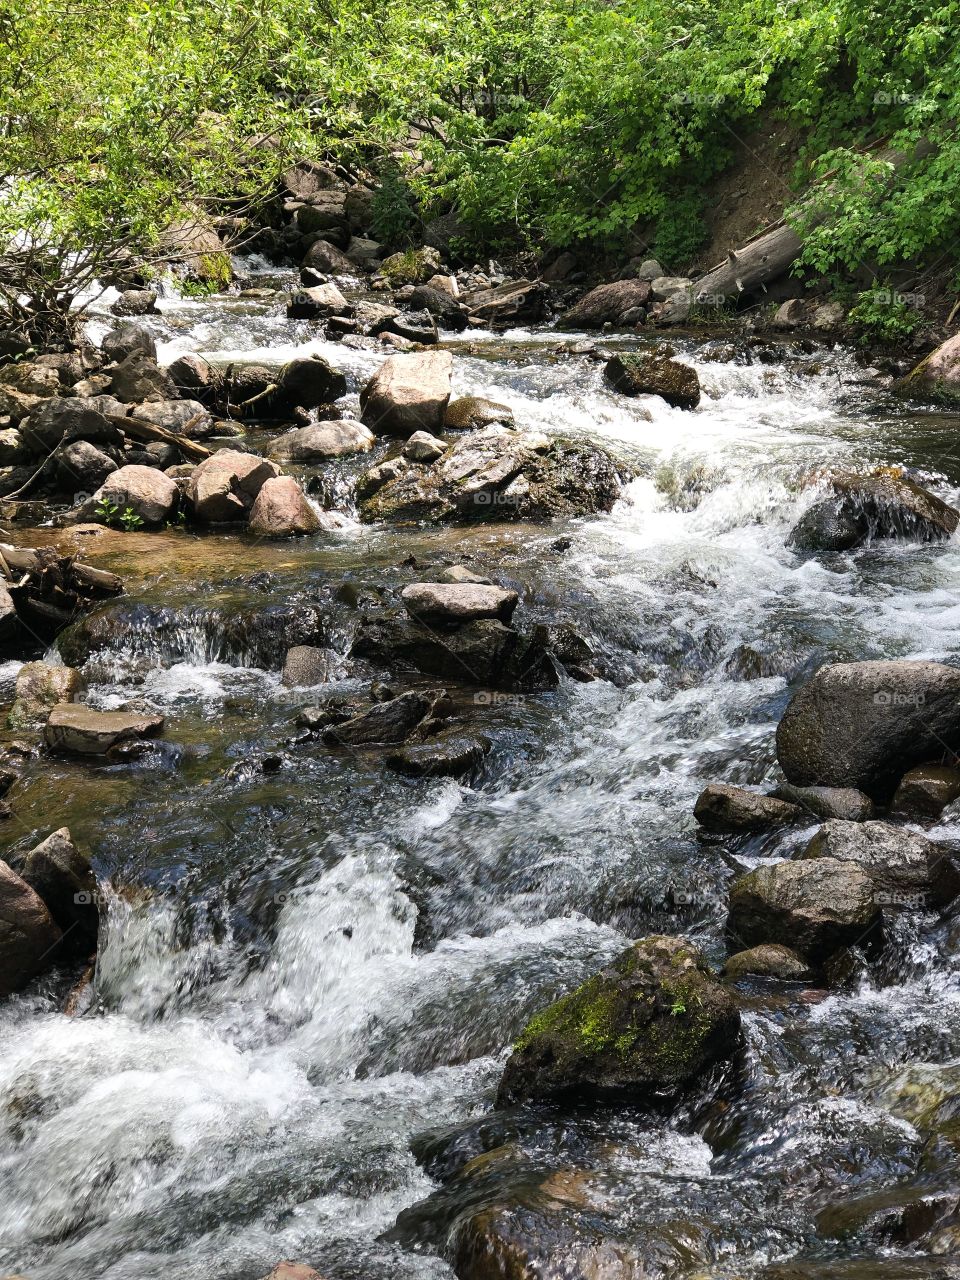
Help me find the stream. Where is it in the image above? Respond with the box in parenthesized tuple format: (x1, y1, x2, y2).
(2, 266, 960, 1279)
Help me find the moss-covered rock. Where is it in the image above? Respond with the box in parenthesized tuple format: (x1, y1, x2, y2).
(604, 353, 701, 409)
(496, 935, 740, 1107)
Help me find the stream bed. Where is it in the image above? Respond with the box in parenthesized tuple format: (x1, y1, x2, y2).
(2, 273, 960, 1279)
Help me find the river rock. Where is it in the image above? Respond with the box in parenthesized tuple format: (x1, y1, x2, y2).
(107, 353, 177, 403)
(401, 583, 519, 627)
(167, 352, 222, 406)
(287, 283, 351, 320)
(56, 441, 117, 495)
(379, 247, 442, 285)
(188, 450, 281, 522)
(898, 333, 960, 403)
(693, 783, 802, 833)
(562, 279, 652, 328)
(86, 465, 179, 527)
(259, 1264, 323, 1280)
(359, 350, 453, 435)
(379, 309, 439, 345)
(800, 819, 959, 903)
(21, 828, 98, 953)
(0, 362, 61, 397)
(727, 858, 880, 961)
(604, 353, 701, 409)
(722, 944, 815, 982)
(247, 476, 320, 538)
(0, 860, 62, 996)
(790, 471, 958, 551)
(268, 420, 374, 462)
(111, 288, 158, 317)
(281, 646, 331, 688)
(403, 431, 446, 463)
(386, 731, 491, 778)
(772, 783, 876, 822)
(357, 457, 406, 498)
(408, 284, 469, 331)
(776, 660, 960, 802)
(466, 280, 550, 327)
(322, 690, 441, 747)
(496, 935, 740, 1106)
(892, 764, 960, 818)
(275, 356, 348, 411)
(22, 397, 120, 454)
(439, 566, 492, 585)
(443, 397, 515, 431)
(44, 705, 165, 755)
(301, 239, 356, 274)
(8, 662, 84, 729)
(101, 321, 157, 363)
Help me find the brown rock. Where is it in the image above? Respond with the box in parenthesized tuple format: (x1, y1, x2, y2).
(359, 351, 453, 435)
(401, 582, 519, 626)
(723, 944, 815, 982)
(694, 783, 802, 833)
(87, 464, 179, 527)
(248, 477, 321, 538)
(0, 860, 62, 995)
(188, 450, 281, 522)
(21, 827, 98, 952)
(44, 705, 165, 755)
(562, 279, 652, 328)
(892, 764, 960, 818)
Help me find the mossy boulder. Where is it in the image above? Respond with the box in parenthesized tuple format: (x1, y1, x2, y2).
(496, 935, 740, 1107)
(896, 333, 960, 405)
(604, 353, 701, 409)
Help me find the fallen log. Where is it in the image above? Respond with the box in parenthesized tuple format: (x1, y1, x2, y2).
(692, 141, 934, 305)
(108, 413, 212, 461)
(0, 542, 123, 643)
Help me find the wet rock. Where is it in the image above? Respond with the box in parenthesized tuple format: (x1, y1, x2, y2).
(604, 353, 701, 409)
(167, 352, 222, 406)
(727, 858, 880, 961)
(443, 396, 515, 431)
(693, 783, 802, 833)
(496, 935, 740, 1106)
(188, 450, 281, 522)
(772, 783, 876, 822)
(386, 731, 491, 778)
(8, 662, 84, 729)
(759, 1257, 960, 1280)
(301, 239, 355, 274)
(111, 288, 158, 317)
(722, 943, 815, 982)
(897, 333, 960, 403)
(790, 471, 958, 551)
(408, 284, 468, 331)
(379, 309, 439, 345)
(281, 646, 331, 688)
(356, 456, 406, 499)
(892, 764, 960, 818)
(401, 583, 519, 627)
(359, 350, 453, 436)
(84, 464, 179, 527)
(107, 353, 178, 403)
(21, 828, 98, 953)
(259, 1264, 324, 1280)
(439, 565, 492, 585)
(562, 279, 652, 328)
(274, 356, 348, 411)
(247, 476, 321, 538)
(101, 322, 156, 363)
(322, 689, 441, 747)
(268, 419, 374, 462)
(56, 441, 117, 495)
(0, 860, 62, 996)
(800, 819, 959, 903)
(286, 283, 351, 320)
(21, 397, 120, 454)
(776, 660, 960, 802)
(379, 247, 442, 286)
(44, 705, 165, 755)
(403, 431, 446, 463)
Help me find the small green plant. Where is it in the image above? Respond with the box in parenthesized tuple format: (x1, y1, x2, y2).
(848, 286, 925, 344)
(95, 498, 144, 532)
(670, 998, 687, 1017)
(370, 165, 421, 248)
(94, 497, 119, 525)
(118, 506, 144, 532)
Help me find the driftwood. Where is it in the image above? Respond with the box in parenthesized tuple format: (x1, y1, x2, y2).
(0, 542, 123, 642)
(692, 141, 934, 305)
(110, 413, 212, 461)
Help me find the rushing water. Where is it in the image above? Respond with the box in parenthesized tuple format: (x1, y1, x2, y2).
(2, 270, 960, 1278)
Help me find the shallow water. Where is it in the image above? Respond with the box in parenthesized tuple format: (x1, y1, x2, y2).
(2, 276, 960, 1278)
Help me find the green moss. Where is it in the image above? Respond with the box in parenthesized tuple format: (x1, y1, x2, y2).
(181, 252, 233, 295)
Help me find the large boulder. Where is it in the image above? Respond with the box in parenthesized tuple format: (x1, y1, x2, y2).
(56, 440, 117, 496)
(359, 425, 628, 524)
(789, 470, 958, 552)
(86, 465, 179, 527)
(401, 583, 519, 627)
(694, 783, 802, 833)
(897, 334, 960, 403)
(286, 283, 351, 320)
(0, 860, 62, 996)
(360, 350, 453, 436)
(496, 936, 741, 1106)
(562, 279, 652, 328)
(44, 705, 164, 755)
(800, 819, 959, 903)
(267, 420, 374, 462)
(8, 661, 84, 729)
(21, 828, 99, 954)
(107, 353, 177, 403)
(604, 353, 701, 409)
(727, 859, 880, 961)
(21, 397, 120, 454)
(776, 661, 960, 802)
(274, 356, 347, 411)
(101, 322, 156, 363)
(247, 476, 321, 538)
(188, 450, 281, 522)
(301, 239, 356, 275)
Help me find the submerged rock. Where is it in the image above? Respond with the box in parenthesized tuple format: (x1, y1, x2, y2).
(386, 731, 491, 778)
(44, 705, 165, 756)
(604, 353, 701, 409)
(400, 583, 519, 627)
(359, 350, 453, 436)
(281, 646, 332, 688)
(789, 470, 958, 551)
(776, 660, 960, 802)
(891, 764, 960, 818)
(0, 860, 62, 997)
(722, 944, 815, 982)
(693, 783, 802, 833)
(321, 689, 442, 747)
(496, 935, 740, 1106)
